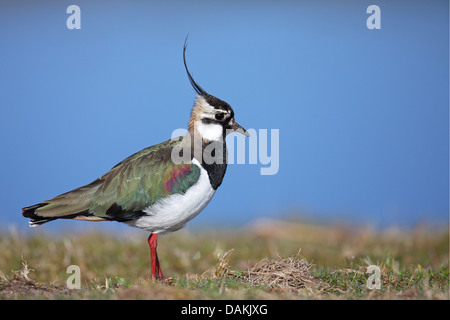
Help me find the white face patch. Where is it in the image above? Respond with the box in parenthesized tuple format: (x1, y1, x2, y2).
(196, 121, 223, 141)
(190, 95, 230, 141)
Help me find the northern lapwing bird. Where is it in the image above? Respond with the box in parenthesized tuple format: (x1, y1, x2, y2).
(21, 39, 249, 280)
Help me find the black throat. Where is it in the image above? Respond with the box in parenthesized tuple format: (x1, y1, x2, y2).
(195, 139, 228, 190)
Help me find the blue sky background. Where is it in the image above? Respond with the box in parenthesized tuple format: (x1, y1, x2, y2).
(0, 0, 448, 233)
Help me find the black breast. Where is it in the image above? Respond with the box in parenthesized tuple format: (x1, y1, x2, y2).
(199, 140, 228, 190)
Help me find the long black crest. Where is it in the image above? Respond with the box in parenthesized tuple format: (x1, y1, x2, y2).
(183, 36, 207, 96)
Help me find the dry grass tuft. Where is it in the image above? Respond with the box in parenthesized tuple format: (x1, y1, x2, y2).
(202, 249, 234, 279)
(0, 259, 70, 299)
(239, 251, 319, 292)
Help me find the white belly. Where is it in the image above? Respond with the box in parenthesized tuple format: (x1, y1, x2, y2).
(125, 158, 215, 234)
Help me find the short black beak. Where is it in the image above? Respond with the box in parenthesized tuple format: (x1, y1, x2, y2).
(230, 120, 250, 137)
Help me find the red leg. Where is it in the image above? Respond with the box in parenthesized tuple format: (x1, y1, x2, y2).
(148, 233, 163, 280)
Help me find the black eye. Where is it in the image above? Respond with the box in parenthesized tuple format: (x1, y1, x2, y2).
(215, 113, 225, 121)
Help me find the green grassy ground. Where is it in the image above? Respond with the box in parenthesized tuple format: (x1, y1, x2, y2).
(0, 219, 448, 299)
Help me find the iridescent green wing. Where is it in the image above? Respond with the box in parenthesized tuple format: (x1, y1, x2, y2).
(26, 137, 199, 222)
(90, 137, 200, 220)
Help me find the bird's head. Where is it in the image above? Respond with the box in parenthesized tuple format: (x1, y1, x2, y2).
(184, 40, 249, 142)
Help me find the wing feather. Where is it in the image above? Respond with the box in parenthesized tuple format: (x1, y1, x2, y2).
(22, 137, 200, 224)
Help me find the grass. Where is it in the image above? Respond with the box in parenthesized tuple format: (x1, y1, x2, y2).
(0, 218, 448, 299)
